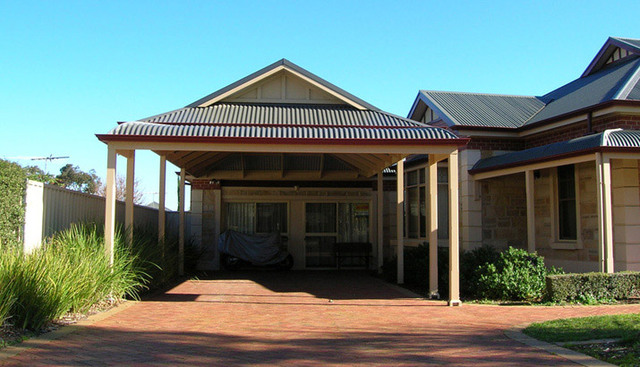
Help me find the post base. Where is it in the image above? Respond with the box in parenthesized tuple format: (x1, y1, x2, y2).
(448, 299, 462, 307)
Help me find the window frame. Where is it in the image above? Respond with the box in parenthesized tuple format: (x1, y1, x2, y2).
(550, 165, 582, 249)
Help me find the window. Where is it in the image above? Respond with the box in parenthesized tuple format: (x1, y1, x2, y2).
(405, 166, 448, 240)
(226, 202, 288, 234)
(305, 202, 370, 267)
(557, 165, 577, 240)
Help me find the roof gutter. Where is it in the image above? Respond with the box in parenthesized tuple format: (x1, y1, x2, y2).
(95, 134, 470, 147)
(468, 146, 640, 175)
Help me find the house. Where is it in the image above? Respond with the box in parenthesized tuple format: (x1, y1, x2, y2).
(97, 59, 467, 305)
(407, 37, 640, 275)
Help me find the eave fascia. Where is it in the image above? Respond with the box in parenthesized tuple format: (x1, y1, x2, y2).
(95, 134, 469, 155)
(469, 146, 640, 180)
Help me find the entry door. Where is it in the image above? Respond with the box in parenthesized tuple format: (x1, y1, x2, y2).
(305, 203, 337, 267)
(304, 202, 370, 268)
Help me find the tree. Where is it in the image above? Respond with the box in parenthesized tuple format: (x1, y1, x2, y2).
(23, 165, 57, 184)
(56, 164, 102, 194)
(97, 175, 144, 205)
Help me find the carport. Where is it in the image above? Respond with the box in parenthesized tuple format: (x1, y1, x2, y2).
(96, 59, 468, 305)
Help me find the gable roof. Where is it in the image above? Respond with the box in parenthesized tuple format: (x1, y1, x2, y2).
(410, 37, 640, 131)
(470, 128, 640, 174)
(411, 91, 545, 128)
(186, 59, 379, 111)
(104, 103, 462, 143)
(582, 37, 640, 77)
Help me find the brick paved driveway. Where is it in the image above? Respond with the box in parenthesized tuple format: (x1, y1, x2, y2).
(3, 271, 640, 366)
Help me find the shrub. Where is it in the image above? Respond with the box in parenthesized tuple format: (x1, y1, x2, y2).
(546, 272, 640, 303)
(0, 159, 27, 247)
(477, 247, 561, 301)
(0, 223, 151, 330)
(382, 244, 449, 295)
(460, 245, 500, 298)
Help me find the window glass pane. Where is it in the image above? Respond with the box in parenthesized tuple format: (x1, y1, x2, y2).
(419, 169, 425, 184)
(420, 187, 426, 238)
(557, 165, 577, 240)
(306, 203, 336, 233)
(226, 203, 255, 234)
(256, 203, 287, 233)
(407, 170, 418, 186)
(338, 203, 369, 242)
(407, 187, 419, 238)
(305, 236, 336, 267)
(438, 182, 449, 239)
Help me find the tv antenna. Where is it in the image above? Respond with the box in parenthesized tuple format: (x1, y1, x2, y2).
(5, 154, 69, 172)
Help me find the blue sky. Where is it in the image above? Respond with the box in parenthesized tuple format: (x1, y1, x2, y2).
(1, 1, 638, 209)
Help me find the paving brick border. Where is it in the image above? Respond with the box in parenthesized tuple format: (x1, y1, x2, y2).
(0, 301, 137, 362)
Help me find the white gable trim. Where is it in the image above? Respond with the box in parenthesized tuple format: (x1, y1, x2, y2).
(198, 65, 368, 110)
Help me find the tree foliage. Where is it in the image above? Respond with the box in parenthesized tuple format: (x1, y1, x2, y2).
(0, 159, 27, 247)
(55, 164, 102, 194)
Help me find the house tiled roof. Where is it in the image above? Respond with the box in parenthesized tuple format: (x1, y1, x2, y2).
(524, 55, 640, 126)
(141, 104, 419, 127)
(417, 91, 545, 128)
(470, 129, 640, 173)
(413, 37, 640, 131)
(102, 103, 463, 143)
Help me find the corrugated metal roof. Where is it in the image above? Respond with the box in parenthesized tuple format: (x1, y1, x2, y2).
(414, 38, 640, 131)
(418, 91, 545, 128)
(470, 129, 640, 173)
(141, 103, 419, 128)
(108, 121, 458, 140)
(524, 55, 640, 125)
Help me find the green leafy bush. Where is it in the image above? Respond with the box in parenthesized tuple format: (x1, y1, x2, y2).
(382, 244, 449, 296)
(546, 272, 640, 303)
(477, 247, 561, 301)
(0, 223, 151, 330)
(0, 159, 27, 247)
(460, 245, 500, 298)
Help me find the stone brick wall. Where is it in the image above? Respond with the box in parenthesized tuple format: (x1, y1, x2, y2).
(524, 114, 640, 149)
(480, 174, 527, 250)
(533, 162, 600, 272)
(612, 159, 640, 271)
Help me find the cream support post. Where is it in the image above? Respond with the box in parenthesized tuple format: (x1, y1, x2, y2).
(525, 170, 535, 253)
(396, 158, 405, 284)
(448, 150, 461, 306)
(428, 156, 439, 298)
(105, 146, 117, 266)
(377, 172, 384, 273)
(596, 153, 614, 273)
(125, 150, 135, 245)
(158, 155, 166, 262)
(179, 167, 186, 276)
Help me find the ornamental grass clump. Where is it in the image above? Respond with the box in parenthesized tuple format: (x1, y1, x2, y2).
(0, 223, 151, 330)
(477, 246, 562, 302)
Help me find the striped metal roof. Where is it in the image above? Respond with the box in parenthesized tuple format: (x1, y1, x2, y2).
(470, 129, 640, 173)
(412, 38, 640, 131)
(141, 104, 419, 128)
(108, 121, 458, 140)
(416, 91, 546, 128)
(524, 55, 640, 126)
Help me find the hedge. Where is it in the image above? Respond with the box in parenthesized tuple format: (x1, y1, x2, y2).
(0, 159, 27, 247)
(546, 272, 640, 302)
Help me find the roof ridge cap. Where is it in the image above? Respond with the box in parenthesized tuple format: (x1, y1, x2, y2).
(421, 90, 541, 99)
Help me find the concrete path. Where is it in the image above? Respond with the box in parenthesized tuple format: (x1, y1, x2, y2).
(2, 271, 639, 366)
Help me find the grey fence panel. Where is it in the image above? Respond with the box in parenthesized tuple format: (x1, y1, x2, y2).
(23, 180, 191, 251)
